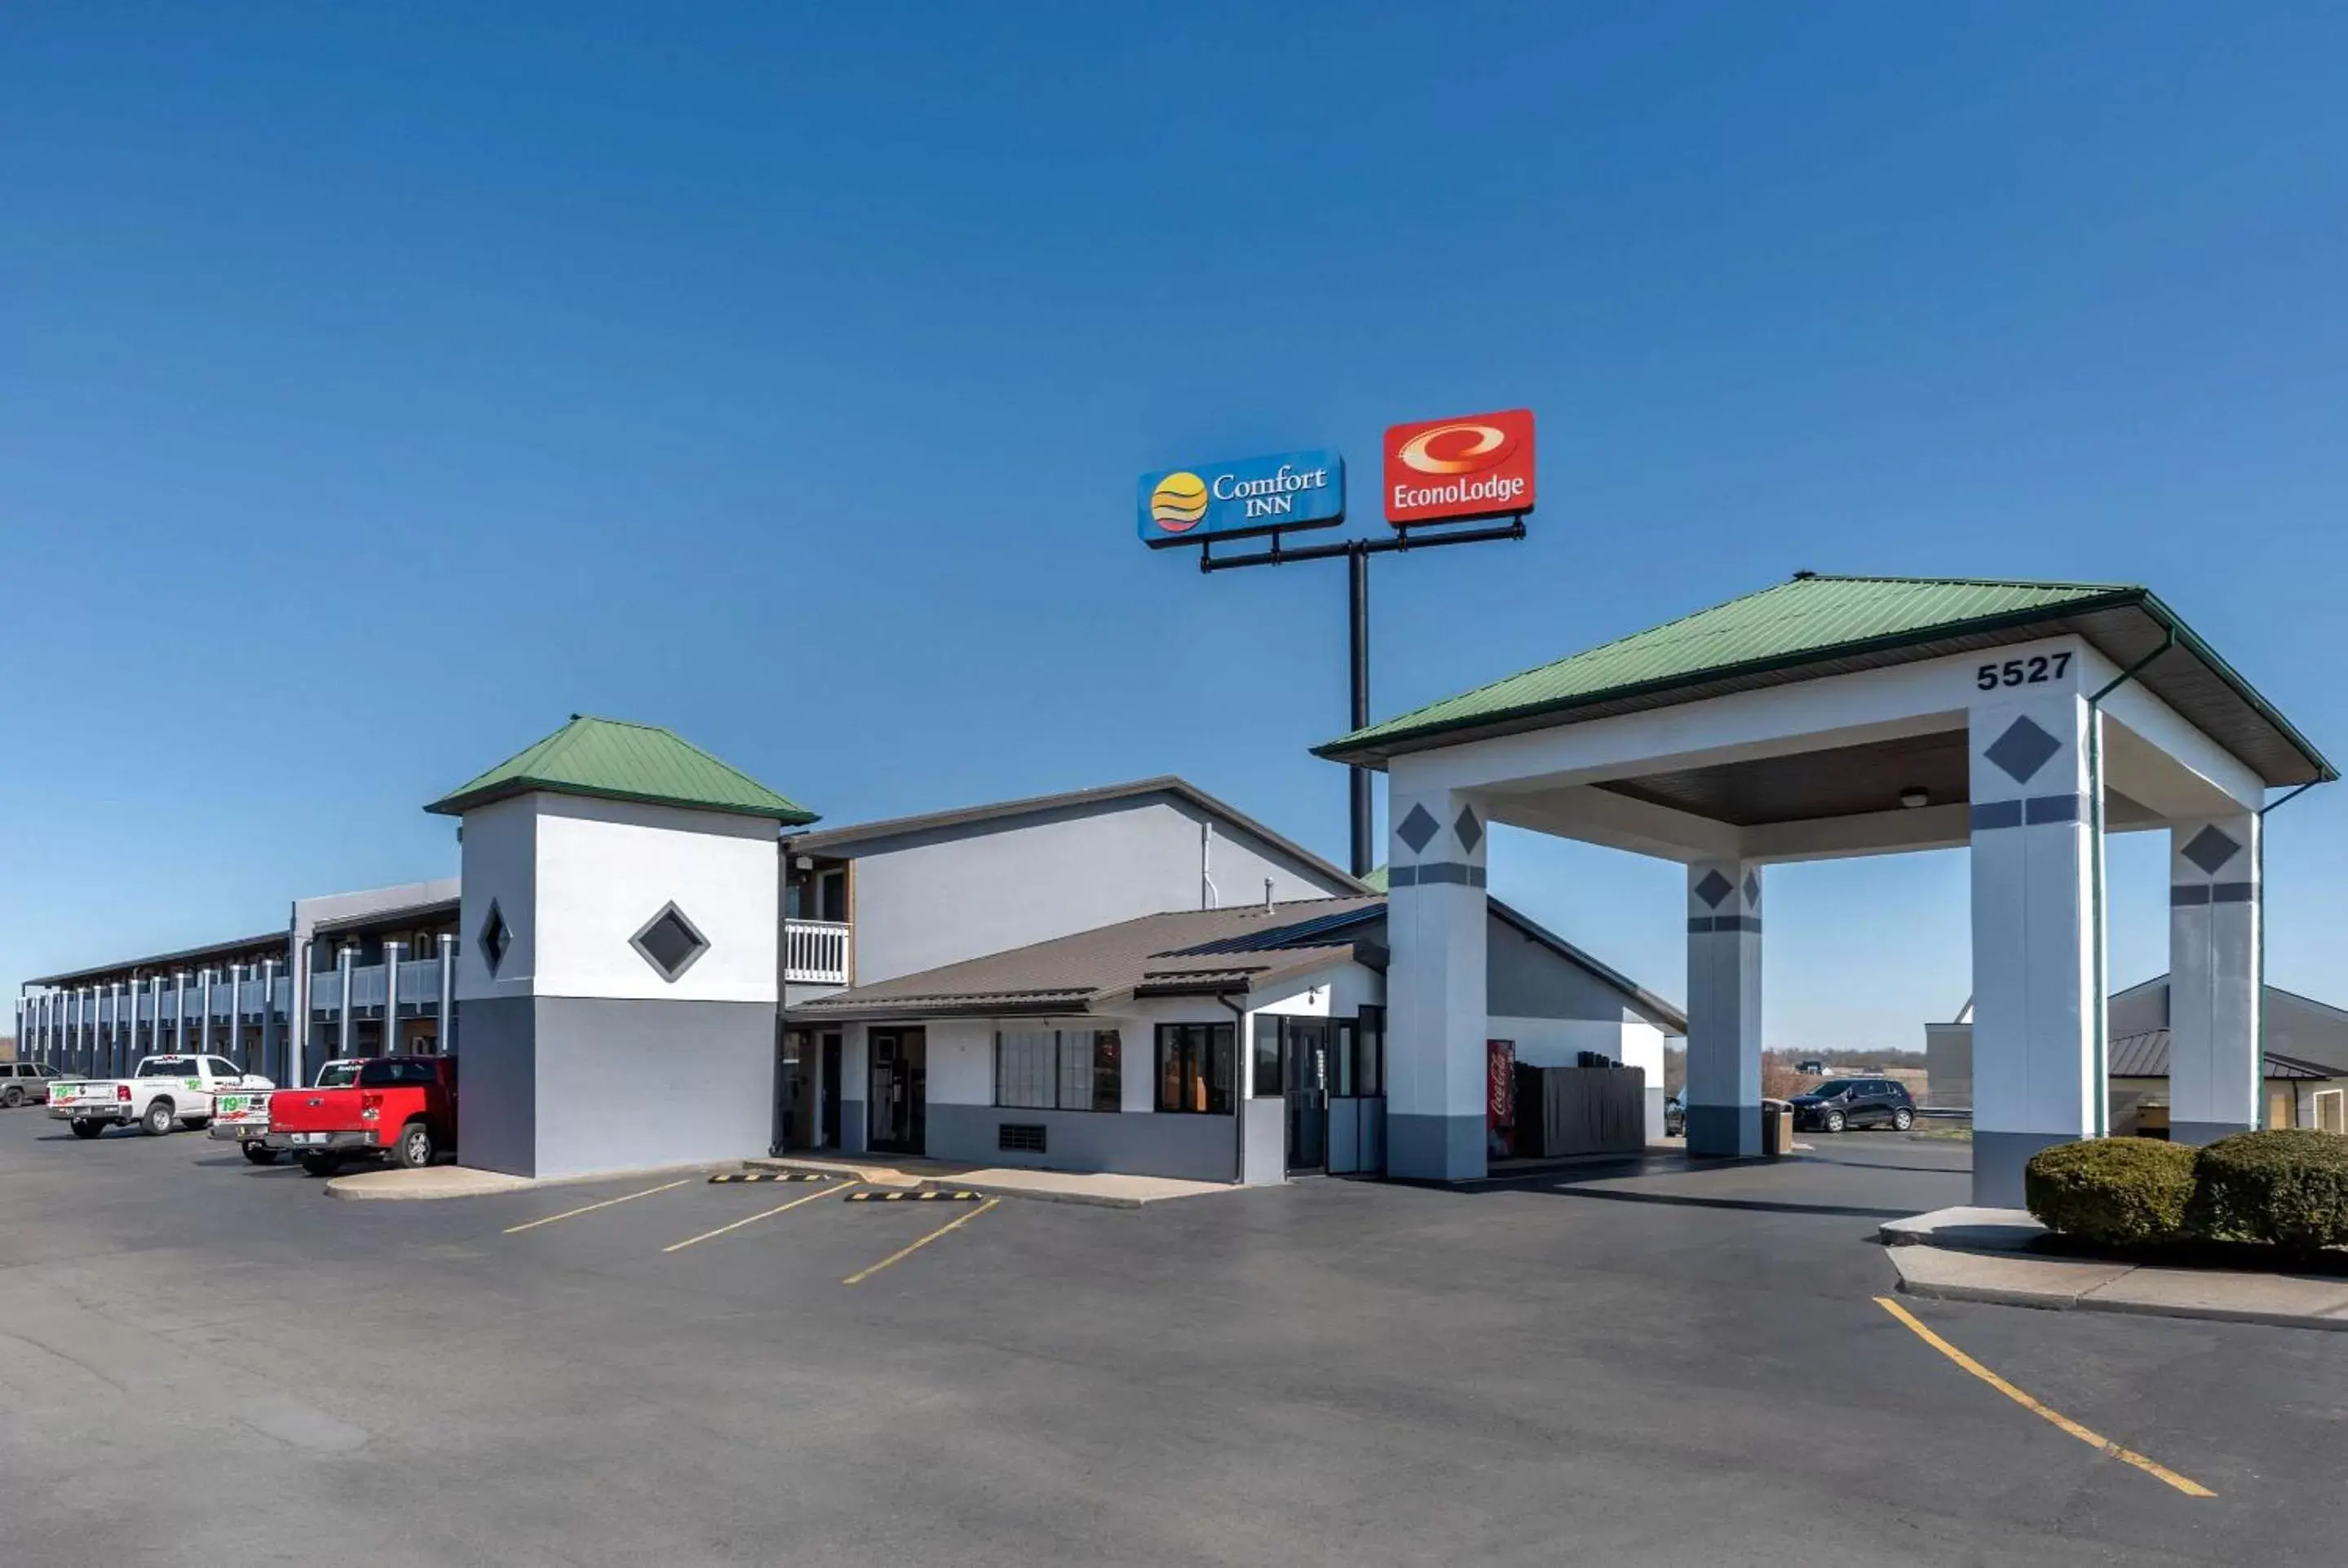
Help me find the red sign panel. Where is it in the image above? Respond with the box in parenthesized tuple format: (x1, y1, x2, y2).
(1383, 408, 1537, 528)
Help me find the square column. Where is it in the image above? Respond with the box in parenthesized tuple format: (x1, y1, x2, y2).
(1685, 859, 1762, 1157)
(1383, 784, 1489, 1181)
(2169, 813, 2261, 1143)
(1970, 688, 2098, 1206)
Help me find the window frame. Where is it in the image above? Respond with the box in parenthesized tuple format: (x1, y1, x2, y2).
(993, 1027, 1122, 1113)
(1155, 1022, 1236, 1115)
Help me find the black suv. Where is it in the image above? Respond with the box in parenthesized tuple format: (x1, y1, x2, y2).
(1788, 1077, 1914, 1133)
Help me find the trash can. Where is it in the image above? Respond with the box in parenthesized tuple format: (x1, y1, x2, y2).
(1760, 1100, 1794, 1157)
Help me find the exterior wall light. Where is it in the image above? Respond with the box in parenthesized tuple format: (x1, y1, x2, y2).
(1899, 787, 1930, 810)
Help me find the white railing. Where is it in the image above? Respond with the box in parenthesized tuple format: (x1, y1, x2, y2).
(785, 919, 851, 986)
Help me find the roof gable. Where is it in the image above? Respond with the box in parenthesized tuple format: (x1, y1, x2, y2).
(786, 775, 1364, 890)
(425, 716, 817, 824)
(1316, 575, 2331, 786)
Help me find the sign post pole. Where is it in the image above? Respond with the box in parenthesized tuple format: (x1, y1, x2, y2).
(1143, 415, 1535, 880)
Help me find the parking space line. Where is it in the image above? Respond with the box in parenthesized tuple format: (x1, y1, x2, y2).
(502, 1179, 691, 1235)
(1873, 1296, 2215, 1498)
(842, 1195, 1002, 1286)
(663, 1180, 856, 1253)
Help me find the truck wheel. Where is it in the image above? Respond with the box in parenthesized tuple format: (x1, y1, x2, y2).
(242, 1142, 280, 1166)
(299, 1152, 343, 1177)
(2, 1084, 22, 1108)
(142, 1100, 176, 1136)
(69, 1119, 106, 1139)
(392, 1120, 436, 1169)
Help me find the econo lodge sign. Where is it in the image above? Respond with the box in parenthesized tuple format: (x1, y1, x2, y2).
(1382, 408, 1537, 528)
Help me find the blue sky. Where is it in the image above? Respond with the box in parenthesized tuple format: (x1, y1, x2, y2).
(7, 3, 2346, 1050)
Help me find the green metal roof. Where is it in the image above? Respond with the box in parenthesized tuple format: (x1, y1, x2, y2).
(425, 716, 819, 824)
(1317, 574, 2334, 786)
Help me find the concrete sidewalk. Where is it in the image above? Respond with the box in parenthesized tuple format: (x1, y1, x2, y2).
(1882, 1206, 2348, 1331)
(325, 1161, 714, 1201)
(746, 1155, 1232, 1208)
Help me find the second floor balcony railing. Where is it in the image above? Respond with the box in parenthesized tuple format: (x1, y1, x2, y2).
(785, 919, 851, 987)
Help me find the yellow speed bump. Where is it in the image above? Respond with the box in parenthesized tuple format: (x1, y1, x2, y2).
(663, 1179, 855, 1253)
(842, 1189, 984, 1203)
(709, 1172, 829, 1184)
(842, 1196, 1002, 1286)
(502, 1179, 691, 1235)
(1873, 1296, 2214, 1498)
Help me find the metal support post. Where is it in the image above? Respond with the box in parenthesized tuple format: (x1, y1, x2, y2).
(336, 947, 356, 1060)
(436, 934, 456, 1057)
(199, 968, 214, 1056)
(174, 970, 189, 1054)
(259, 960, 280, 1084)
(382, 940, 405, 1055)
(1347, 545, 1373, 877)
(1196, 516, 1524, 881)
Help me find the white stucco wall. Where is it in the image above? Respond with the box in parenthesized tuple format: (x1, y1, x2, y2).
(533, 797, 779, 1004)
(455, 795, 538, 1002)
(838, 794, 1358, 985)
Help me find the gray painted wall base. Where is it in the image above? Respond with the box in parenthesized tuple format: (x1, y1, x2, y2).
(2170, 1120, 2255, 1147)
(927, 1104, 1241, 1183)
(457, 996, 538, 1177)
(1241, 1098, 1284, 1186)
(456, 996, 773, 1181)
(1387, 1112, 1484, 1182)
(839, 1094, 867, 1155)
(1974, 1129, 2077, 1208)
(1686, 1103, 1760, 1159)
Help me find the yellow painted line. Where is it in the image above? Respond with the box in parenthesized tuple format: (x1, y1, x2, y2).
(502, 1179, 690, 1235)
(663, 1179, 855, 1253)
(842, 1196, 1002, 1287)
(1873, 1296, 2215, 1498)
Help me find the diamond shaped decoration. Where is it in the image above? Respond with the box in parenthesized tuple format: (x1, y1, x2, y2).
(1983, 715, 2061, 785)
(1453, 805, 1483, 855)
(1742, 872, 1761, 911)
(630, 901, 710, 983)
(2182, 824, 2243, 877)
(1396, 803, 1440, 855)
(478, 900, 512, 978)
(1694, 869, 1735, 908)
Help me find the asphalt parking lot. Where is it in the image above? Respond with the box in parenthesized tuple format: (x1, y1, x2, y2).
(4, 1111, 2346, 1567)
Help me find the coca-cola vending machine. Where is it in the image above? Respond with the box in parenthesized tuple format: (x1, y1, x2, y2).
(1487, 1038, 1517, 1159)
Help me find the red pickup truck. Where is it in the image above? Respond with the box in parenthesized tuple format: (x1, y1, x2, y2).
(267, 1057, 458, 1177)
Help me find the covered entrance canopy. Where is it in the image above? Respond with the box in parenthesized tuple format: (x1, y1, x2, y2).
(1318, 574, 2333, 1204)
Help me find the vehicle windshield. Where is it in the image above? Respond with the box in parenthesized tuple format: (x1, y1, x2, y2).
(316, 1062, 363, 1088)
(1809, 1080, 1861, 1098)
(137, 1058, 194, 1077)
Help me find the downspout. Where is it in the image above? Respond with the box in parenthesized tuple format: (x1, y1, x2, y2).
(1217, 991, 1249, 1183)
(2255, 780, 2320, 1125)
(2084, 629, 2174, 1136)
(1201, 822, 1219, 910)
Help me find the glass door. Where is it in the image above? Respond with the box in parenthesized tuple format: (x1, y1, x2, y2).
(1284, 1019, 1329, 1173)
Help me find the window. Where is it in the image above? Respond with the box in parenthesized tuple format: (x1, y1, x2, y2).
(631, 903, 710, 983)
(138, 1058, 192, 1077)
(1253, 1018, 1281, 1098)
(1355, 1007, 1385, 1098)
(996, 1029, 1121, 1112)
(206, 1058, 240, 1078)
(1332, 1020, 1357, 1098)
(479, 901, 511, 978)
(996, 1030, 1055, 1110)
(1156, 1023, 1235, 1115)
(359, 1058, 436, 1087)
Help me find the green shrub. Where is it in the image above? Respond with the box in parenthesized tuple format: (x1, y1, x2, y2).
(2186, 1129, 2348, 1252)
(2023, 1137, 2198, 1245)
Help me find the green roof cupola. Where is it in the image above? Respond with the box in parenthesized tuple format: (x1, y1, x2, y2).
(425, 715, 818, 824)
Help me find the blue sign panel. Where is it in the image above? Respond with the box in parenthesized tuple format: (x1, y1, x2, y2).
(1137, 449, 1346, 549)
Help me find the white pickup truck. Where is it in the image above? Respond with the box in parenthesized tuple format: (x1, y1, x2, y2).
(208, 1058, 365, 1164)
(48, 1055, 275, 1139)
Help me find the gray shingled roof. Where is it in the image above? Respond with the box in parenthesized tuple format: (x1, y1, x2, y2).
(790, 897, 1386, 1020)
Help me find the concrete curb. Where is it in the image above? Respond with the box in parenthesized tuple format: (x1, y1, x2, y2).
(325, 1160, 720, 1202)
(1883, 1207, 2348, 1332)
